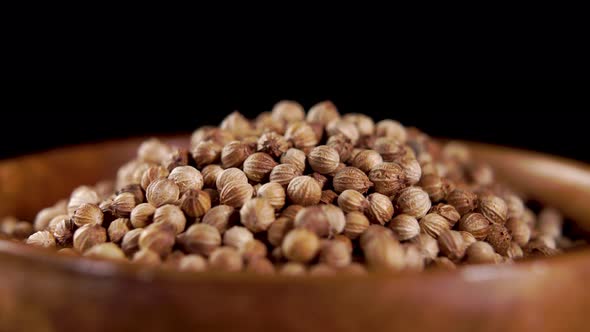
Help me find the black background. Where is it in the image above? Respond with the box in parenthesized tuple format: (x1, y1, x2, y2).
(1, 81, 587, 162)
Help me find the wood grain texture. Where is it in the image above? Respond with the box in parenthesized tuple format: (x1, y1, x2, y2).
(1, 135, 590, 332)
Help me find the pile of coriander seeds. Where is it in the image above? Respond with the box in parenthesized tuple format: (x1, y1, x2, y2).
(0, 100, 581, 275)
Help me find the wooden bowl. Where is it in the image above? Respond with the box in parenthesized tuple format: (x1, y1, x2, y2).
(2, 136, 590, 332)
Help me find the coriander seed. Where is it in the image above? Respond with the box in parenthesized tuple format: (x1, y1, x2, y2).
(308, 145, 340, 174)
(209, 247, 243, 272)
(294, 206, 331, 237)
(280, 148, 306, 173)
(179, 189, 211, 218)
(121, 228, 143, 256)
(168, 166, 204, 194)
(108, 218, 130, 243)
(269, 163, 301, 187)
(223, 226, 254, 251)
(146, 179, 180, 207)
(202, 205, 237, 233)
(389, 214, 420, 241)
(178, 254, 208, 272)
(26, 231, 56, 248)
(282, 229, 320, 263)
(267, 217, 294, 246)
(240, 198, 276, 233)
(243, 152, 278, 182)
(153, 204, 186, 235)
(457, 213, 490, 240)
(221, 141, 252, 168)
(72, 203, 103, 227)
(396, 187, 431, 218)
(478, 195, 508, 225)
(257, 131, 289, 158)
(287, 176, 322, 206)
(138, 222, 176, 258)
(333, 167, 373, 194)
(180, 223, 221, 256)
(133, 248, 162, 265)
(219, 182, 254, 208)
(365, 193, 394, 225)
(201, 165, 224, 188)
(73, 224, 107, 252)
(344, 212, 370, 239)
(256, 182, 286, 210)
(130, 203, 156, 229)
(337, 189, 367, 213)
(420, 213, 450, 238)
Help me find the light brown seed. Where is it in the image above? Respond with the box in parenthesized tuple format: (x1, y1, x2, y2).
(178, 254, 208, 272)
(73, 224, 107, 252)
(419, 174, 451, 202)
(180, 223, 221, 256)
(478, 195, 508, 225)
(267, 217, 294, 246)
(389, 214, 420, 241)
(216, 168, 248, 191)
(84, 243, 126, 261)
(337, 189, 367, 213)
(72, 203, 103, 227)
(179, 189, 211, 218)
(333, 167, 373, 194)
(219, 182, 254, 208)
(506, 218, 531, 246)
(344, 212, 370, 239)
(397, 187, 431, 218)
(223, 226, 254, 251)
(351, 150, 383, 173)
(420, 213, 450, 238)
(457, 213, 490, 240)
(121, 228, 143, 256)
(364, 193, 394, 225)
(430, 204, 461, 227)
(243, 152, 278, 182)
(246, 257, 276, 275)
(168, 166, 203, 194)
(271, 100, 305, 124)
(153, 204, 186, 235)
(363, 234, 404, 272)
(446, 189, 478, 216)
(438, 230, 466, 261)
(256, 182, 286, 210)
(112, 192, 137, 218)
(280, 148, 306, 173)
(209, 247, 243, 272)
(282, 229, 320, 263)
(465, 241, 497, 264)
(108, 218, 130, 243)
(486, 224, 512, 256)
(221, 141, 252, 168)
(375, 119, 407, 142)
(130, 203, 156, 229)
(133, 248, 162, 265)
(321, 204, 346, 235)
(294, 206, 331, 237)
(285, 122, 318, 150)
(320, 240, 351, 268)
(368, 162, 404, 197)
(201, 165, 224, 188)
(26, 230, 56, 248)
(269, 163, 301, 187)
(201, 205, 237, 233)
(191, 141, 222, 168)
(141, 165, 169, 190)
(240, 198, 276, 233)
(138, 222, 176, 257)
(287, 176, 322, 206)
(146, 179, 180, 207)
(257, 131, 289, 158)
(308, 145, 340, 174)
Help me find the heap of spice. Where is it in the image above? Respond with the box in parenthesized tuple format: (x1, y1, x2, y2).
(1, 100, 585, 275)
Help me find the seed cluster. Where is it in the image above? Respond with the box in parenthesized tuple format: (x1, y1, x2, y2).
(1, 100, 584, 275)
